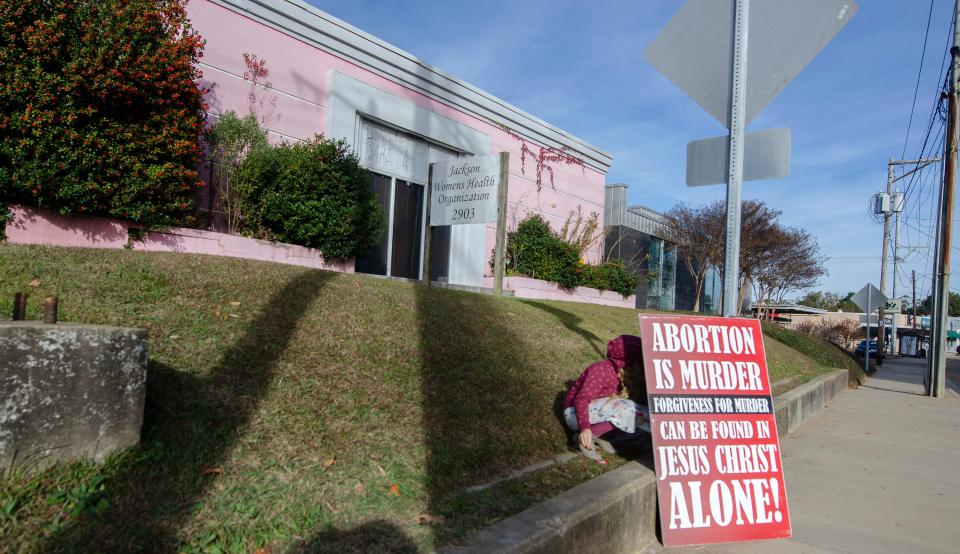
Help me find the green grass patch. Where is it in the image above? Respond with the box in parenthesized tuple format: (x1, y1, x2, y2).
(0, 245, 825, 552)
(761, 322, 866, 386)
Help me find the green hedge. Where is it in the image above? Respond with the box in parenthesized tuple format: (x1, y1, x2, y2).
(506, 214, 638, 297)
(506, 215, 581, 288)
(580, 261, 638, 297)
(234, 136, 386, 260)
(761, 322, 866, 384)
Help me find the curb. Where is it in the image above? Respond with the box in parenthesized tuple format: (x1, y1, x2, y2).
(773, 369, 848, 436)
(442, 368, 850, 554)
(440, 462, 657, 554)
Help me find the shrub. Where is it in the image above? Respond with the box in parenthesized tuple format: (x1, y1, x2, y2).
(761, 321, 866, 385)
(205, 112, 268, 233)
(580, 261, 639, 297)
(506, 214, 581, 288)
(794, 320, 815, 336)
(505, 214, 639, 297)
(0, 0, 207, 225)
(0, 202, 10, 241)
(234, 136, 386, 260)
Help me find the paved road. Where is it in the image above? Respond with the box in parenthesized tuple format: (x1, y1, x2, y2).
(661, 356, 960, 554)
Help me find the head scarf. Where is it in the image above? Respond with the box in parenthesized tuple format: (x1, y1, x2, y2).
(606, 335, 642, 370)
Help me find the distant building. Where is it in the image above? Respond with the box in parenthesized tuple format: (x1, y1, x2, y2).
(603, 184, 720, 312)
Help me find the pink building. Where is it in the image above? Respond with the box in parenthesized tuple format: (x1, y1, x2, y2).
(189, 0, 612, 288)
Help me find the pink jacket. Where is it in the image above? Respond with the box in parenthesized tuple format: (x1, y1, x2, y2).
(563, 335, 642, 434)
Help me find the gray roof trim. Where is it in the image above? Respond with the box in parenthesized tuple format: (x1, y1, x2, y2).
(209, 0, 613, 171)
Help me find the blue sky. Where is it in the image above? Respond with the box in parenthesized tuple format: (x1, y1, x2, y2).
(311, 0, 955, 301)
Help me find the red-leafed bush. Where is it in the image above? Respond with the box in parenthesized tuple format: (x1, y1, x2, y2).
(0, 0, 207, 225)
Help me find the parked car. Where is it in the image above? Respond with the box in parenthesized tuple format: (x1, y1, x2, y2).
(855, 340, 879, 359)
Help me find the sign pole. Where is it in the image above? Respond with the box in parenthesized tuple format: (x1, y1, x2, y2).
(721, 0, 750, 318)
(493, 152, 509, 295)
(422, 163, 434, 286)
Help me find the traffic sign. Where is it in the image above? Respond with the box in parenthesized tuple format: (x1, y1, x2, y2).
(687, 128, 790, 187)
(644, 0, 857, 318)
(851, 284, 888, 314)
(644, 0, 858, 129)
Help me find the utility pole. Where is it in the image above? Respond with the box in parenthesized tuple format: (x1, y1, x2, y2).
(891, 188, 902, 355)
(929, 1, 960, 398)
(878, 162, 894, 362)
(912, 269, 917, 330)
(878, 158, 937, 359)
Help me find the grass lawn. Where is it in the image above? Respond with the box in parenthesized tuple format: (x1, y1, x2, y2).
(0, 245, 836, 552)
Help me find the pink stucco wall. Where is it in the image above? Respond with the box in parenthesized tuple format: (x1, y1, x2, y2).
(5, 205, 354, 273)
(6, 205, 634, 308)
(482, 275, 637, 309)
(188, 0, 608, 270)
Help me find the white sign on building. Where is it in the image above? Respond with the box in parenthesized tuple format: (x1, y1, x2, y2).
(360, 122, 429, 183)
(430, 156, 501, 226)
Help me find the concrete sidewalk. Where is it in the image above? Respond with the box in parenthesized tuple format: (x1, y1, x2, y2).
(665, 357, 960, 554)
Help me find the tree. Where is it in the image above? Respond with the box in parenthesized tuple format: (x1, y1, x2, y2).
(205, 112, 268, 234)
(753, 227, 826, 317)
(921, 292, 960, 317)
(0, 0, 207, 225)
(664, 202, 725, 312)
(737, 200, 784, 311)
(797, 291, 842, 310)
(795, 291, 861, 312)
(666, 198, 823, 314)
(837, 292, 859, 312)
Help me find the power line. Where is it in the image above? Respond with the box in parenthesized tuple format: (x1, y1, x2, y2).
(902, 0, 938, 160)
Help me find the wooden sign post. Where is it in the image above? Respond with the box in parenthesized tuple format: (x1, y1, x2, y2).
(493, 152, 509, 295)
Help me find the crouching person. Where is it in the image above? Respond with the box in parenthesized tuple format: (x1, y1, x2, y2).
(562, 335, 649, 464)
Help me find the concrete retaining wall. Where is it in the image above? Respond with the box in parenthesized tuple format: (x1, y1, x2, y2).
(441, 462, 657, 554)
(773, 369, 848, 436)
(0, 322, 148, 470)
(444, 368, 850, 553)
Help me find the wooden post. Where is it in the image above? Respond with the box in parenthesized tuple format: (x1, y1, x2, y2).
(422, 163, 434, 285)
(493, 152, 509, 295)
(12, 292, 27, 321)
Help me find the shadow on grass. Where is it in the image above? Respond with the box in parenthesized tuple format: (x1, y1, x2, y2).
(290, 520, 417, 554)
(520, 300, 604, 357)
(39, 270, 333, 552)
(414, 286, 550, 546)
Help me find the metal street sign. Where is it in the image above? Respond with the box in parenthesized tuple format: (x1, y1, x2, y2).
(852, 284, 888, 314)
(644, 0, 858, 129)
(645, 0, 857, 319)
(884, 299, 902, 313)
(687, 128, 791, 187)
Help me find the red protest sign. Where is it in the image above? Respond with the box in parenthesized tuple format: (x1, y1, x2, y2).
(638, 315, 790, 547)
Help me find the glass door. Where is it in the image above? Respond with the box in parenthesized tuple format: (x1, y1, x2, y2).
(389, 178, 424, 279)
(355, 172, 430, 280)
(355, 172, 392, 276)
